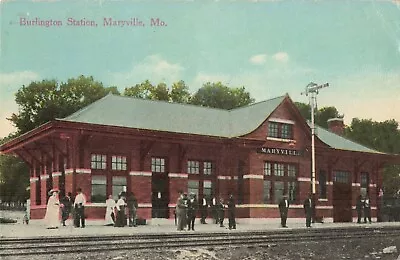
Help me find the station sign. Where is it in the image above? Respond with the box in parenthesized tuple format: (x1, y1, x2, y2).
(257, 147, 302, 156)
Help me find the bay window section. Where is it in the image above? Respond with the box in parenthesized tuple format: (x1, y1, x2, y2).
(263, 161, 298, 204)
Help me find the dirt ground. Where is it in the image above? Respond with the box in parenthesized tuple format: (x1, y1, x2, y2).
(5, 236, 400, 260)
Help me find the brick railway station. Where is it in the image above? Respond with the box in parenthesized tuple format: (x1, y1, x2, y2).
(1, 93, 399, 222)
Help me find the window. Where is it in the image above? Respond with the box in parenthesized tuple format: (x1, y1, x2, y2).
(91, 175, 107, 203)
(274, 181, 284, 204)
(319, 170, 327, 199)
(281, 124, 293, 139)
(288, 181, 296, 202)
(333, 171, 350, 183)
(264, 162, 272, 176)
(188, 180, 199, 197)
(287, 164, 297, 177)
(267, 121, 294, 140)
(361, 172, 369, 197)
(274, 163, 285, 176)
(264, 161, 298, 204)
(263, 180, 271, 203)
(111, 155, 127, 171)
(203, 180, 213, 198)
(91, 154, 106, 170)
(187, 161, 200, 174)
(151, 157, 165, 173)
(268, 122, 279, 138)
(112, 176, 127, 200)
(203, 161, 213, 175)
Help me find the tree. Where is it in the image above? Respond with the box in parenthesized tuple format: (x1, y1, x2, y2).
(2, 76, 121, 203)
(190, 82, 255, 109)
(124, 80, 191, 103)
(344, 118, 400, 197)
(170, 80, 191, 104)
(123, 80, 155, 99)
(10, 75, 120, 135)
(0, 136, 29, 204)
(294, 103, 341, 129)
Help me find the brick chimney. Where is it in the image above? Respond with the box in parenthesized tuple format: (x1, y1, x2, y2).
(327, 117, 344, 135)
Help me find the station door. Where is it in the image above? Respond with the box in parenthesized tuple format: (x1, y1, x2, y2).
(151, 157, 169, 218)
(333, 171, 352, 222)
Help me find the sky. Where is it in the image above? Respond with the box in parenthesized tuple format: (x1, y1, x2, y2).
(0, 0, 400, 138)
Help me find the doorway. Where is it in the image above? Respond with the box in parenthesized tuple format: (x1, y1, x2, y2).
(333, 171, 352, 222)
(151, 157, 169, 218)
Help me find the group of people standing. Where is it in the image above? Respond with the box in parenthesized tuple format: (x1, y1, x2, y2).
(44, 188, 86, 229)
(104, 191, 138, 227)
(356, 195, 372, 224)
(175, 191, 236, 231)
(278, 193, 314, 228)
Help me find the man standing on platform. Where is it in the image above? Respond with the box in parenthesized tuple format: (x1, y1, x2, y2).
(60, 192, 72, 227)
(74, 188, 86, 228)
(127, 192, 138, 227)
(278, 195, 289, 228)
(356, 195, 364, 224)
(364, 195, 372, 223)
(227, 194, 236, 230)
(176, 190, 187, 231)
(303, 193, 313, 228)
(199, 195, 208, 224)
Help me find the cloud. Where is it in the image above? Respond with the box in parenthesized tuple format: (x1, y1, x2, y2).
(0, 70, 40, 138)
(110, 54, 184, 87)
(0, 71, 40, 94)
(272, 52, 289, 62)
(313, 69, 400, 125)
(249, 54, 267, 65)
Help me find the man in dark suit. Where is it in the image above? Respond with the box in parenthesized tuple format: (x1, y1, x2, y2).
(303, 193, 313, 228)
(227, 194, 236, 230)
(364, 195, 372, 223)
(356, 195, 363, 224)
(278, 195, 289, 228)
(199, 195, 208, 224)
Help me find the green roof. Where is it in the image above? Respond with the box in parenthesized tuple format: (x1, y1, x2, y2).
(62, 93, 383, 154)
(62, 94, 284, 138)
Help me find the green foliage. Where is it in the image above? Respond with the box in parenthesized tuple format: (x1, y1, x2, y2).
(170, 80, 191, 104)
(294, 102, 341, 129)
(10, 75, 121, 135)
(190, 82, 255, 109)
(344, 118, 400, 196)
(0, 153, 29, 203)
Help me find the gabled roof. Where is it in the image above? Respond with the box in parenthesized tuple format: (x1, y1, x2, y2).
(60, 93, 384, 154)
(61, 93, 285, 138)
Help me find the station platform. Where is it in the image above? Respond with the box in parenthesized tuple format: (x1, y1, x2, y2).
(1, 210, 400, 239)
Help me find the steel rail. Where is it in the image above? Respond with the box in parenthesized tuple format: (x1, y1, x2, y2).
(1, 227, 399, 257)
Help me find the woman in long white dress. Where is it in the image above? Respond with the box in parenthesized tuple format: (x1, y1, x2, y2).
(44, 189, 60, 229)
(105, 195, 116, 226)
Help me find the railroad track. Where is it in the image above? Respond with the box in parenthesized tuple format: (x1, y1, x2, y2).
(1, 226, 399, 257)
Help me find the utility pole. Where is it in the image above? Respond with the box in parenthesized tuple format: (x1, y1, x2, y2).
(301, 82, 329, 197)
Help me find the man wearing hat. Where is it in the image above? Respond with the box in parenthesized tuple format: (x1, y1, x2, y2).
(187, 192, 198, 231)
(44, 188, 60, 229)
(278, 195, 290, 228)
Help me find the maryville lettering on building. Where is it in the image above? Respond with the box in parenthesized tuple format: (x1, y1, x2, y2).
(257, 147, 302, 156)
(103, 17, 145, 27)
